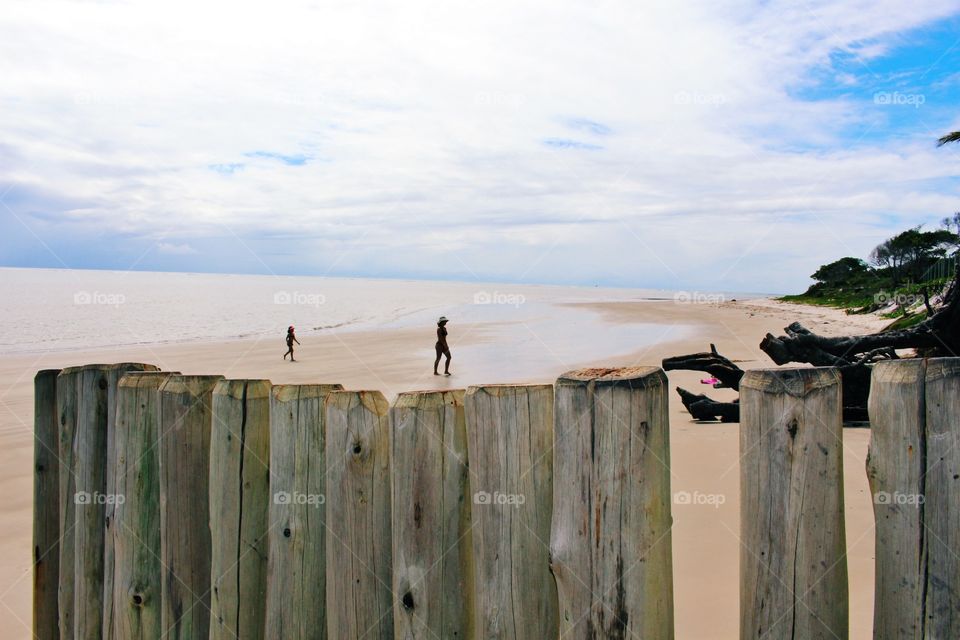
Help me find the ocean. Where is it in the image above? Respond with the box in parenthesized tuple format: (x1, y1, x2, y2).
(0, 268, 749, 359)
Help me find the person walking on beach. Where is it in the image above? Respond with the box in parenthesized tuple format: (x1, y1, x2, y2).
(434, 316, 451, 376)
(283, 325, 300, 362)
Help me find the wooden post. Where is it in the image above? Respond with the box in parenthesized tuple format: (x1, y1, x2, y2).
(34, 369, 61, 640)
(739, 367, 847, 640)
(110, 371, 172, 639)
(265, 384, 342, 639)
(866, 359, 926, 638)
(102, 363, 158, 640)
(922, 358, 960, 638)
(325, 390, 392, 640)
(551, 368, 673, 639)
(390, 390, 473, 639)
(58, 364, 111, 640)
(158, 374, 224, 640)
(209, 379, 272, 640)
(57, 365, 83, 640)
(465, 383, 558, 639)
(868, 358, 960, 639)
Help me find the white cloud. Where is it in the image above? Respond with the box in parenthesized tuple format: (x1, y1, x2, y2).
(1, 0, 959, 291)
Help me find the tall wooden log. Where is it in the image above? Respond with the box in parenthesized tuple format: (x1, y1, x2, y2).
(551, 368, 673, 639)
(866, 359, 926, 639)
(74, 365, 114, 640)
(265, 384, 343, 639)
(209, 379, 272, 640)
(739, 367, 847, 640)
(465, 383, 558, 639)
(922, 358, 960, 638)
(102, 363, 158, 640)
(390, 390, 473, 639)
(57, 365, 85, 640)
(34, 369, 61, 640)
(110, 371, 172, 639)
(325, 391, 392, 640)
(158, 374, 224, 640)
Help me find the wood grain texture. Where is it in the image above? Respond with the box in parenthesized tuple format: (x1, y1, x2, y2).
(209, 379, 272, 640)
(65, 365, 112, 640)
(866, 359, 926, 640)
(325, 390, 393, 640)
(390, 390, 473, 640)
(158, 374, 224, 640)
(739, 367, 847, 640)
(110, 372, 171, 640)
(465, 383, 558, 639)
(265, 384, 342, 639)
(34, 369, 62, 640)
(57, 366, 86, 640)
(102, 363, 158, 640)
(922, 358, 960, 639)
(551, 367, 674, 640)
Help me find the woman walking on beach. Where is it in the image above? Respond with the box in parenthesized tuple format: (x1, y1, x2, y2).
(434, 316, 451, 376)
(283, 325, 300, 362)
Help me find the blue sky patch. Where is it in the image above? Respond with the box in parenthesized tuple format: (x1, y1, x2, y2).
(245, 151, 310, 166)
(544, 138, 603, 151)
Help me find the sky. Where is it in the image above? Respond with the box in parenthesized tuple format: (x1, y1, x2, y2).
(2, 0, 960, 294)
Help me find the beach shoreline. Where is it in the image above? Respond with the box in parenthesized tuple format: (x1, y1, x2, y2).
(0, 297, 883, 639)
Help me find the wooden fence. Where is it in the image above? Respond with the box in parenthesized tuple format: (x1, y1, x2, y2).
(32, 360, 960, 639)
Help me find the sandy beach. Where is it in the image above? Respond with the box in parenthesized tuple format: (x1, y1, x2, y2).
(0, 293, 889, 639)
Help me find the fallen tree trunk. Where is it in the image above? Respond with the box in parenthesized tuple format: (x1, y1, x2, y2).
(676, 387, 739, 422)
(664, 270, 959, 424)
(662, 344, 744, 390)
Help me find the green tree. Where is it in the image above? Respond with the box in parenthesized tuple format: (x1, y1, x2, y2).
(872, 226, 954, 283)
(811, 257, 870, 286)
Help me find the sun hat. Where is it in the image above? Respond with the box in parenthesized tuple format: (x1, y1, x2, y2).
(438, 316, 448, 323)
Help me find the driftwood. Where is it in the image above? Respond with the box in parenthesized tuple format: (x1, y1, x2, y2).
(664, 271, 960, 423)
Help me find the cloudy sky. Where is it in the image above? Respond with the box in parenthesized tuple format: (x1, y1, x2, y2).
(2, 0, 960, 293)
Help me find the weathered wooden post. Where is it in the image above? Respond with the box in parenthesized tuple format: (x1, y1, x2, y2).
(109, 371, 172, 639)
(209, 379, 272, 640)
(56, 365, 85, 640)
(325, 390, 392, 640)
(34, 369, 61, 640)
(550, 368, 673, 639)
(158, 374, 224, 640)
(102, 363, 158, 640)
(740, 367, 847, 640)
(867, 359, 926, 639)
(869, 358, 960, 638)
(58, 364, 111, 640)
(465, 383, 558, 639)
(390, 390, 472, 639)
(921, 358, 960, 638)
(265, 383, 343, 639)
